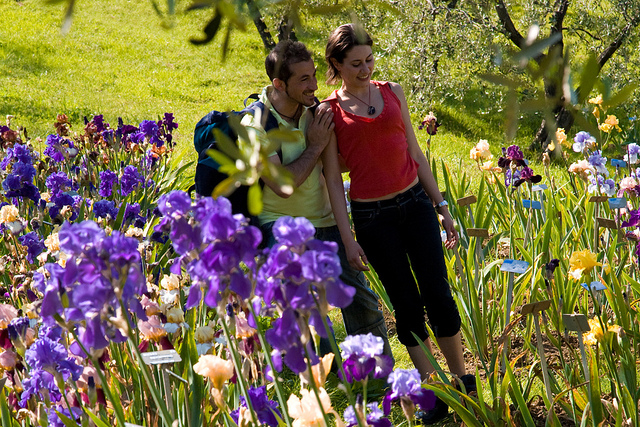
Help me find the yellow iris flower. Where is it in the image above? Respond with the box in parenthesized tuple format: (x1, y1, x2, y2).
(568, 249, 601, 279)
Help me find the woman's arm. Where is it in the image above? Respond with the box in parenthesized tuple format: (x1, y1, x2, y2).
(389, 82, 459, 250)
(320, 124, 370, 271)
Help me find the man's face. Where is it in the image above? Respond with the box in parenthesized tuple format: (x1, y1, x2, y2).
(283, 60, 318, 107)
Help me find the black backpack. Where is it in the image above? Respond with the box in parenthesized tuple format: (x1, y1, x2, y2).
(192, 95, 279, 218)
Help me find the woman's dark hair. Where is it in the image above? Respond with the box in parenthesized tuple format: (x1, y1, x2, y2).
(265, 40, 313, 83)
(325, 23, 373, 85)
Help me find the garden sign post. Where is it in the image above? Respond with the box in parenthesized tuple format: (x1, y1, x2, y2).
(500, 259, 529, 369)
(562, 314, 592, 399)
(141, 349, 182, 419)
(457, 195, 489, 300)
(521, 300, 553, 407)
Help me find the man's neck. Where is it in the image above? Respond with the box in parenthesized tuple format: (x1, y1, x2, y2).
(268, 87, 302, 122)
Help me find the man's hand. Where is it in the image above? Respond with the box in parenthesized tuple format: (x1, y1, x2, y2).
(345, 240, 370, 271)
(306, 107, 334, 152)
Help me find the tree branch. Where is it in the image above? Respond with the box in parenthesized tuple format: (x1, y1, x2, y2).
(597, 13, 640, 69)
(494, 0, 525, 48)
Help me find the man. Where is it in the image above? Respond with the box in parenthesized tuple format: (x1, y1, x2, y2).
(243, 40, 392, 358)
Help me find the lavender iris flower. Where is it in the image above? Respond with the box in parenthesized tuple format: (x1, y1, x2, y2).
(573, 131, 596, 153)
(588, 175, 616, 197)
(624, 143, 640, 164)
(25, 336, 83, 381)
(38, 220, 147, 351)
(20, 368, 62, 406)
(588, 150, 609, 176)
(272, 216, 316, 248)
(344, 402, 391, 427)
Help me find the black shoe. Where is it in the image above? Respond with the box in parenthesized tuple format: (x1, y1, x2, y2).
(457, 374, 477, 396)
(418, 397, 449, 425)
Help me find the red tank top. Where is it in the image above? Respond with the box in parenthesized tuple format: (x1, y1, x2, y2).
(324, 81, 418, 200)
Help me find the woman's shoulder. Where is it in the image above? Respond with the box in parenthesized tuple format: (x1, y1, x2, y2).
(382, 82, 407, 104)
(321, 89, 340, 104)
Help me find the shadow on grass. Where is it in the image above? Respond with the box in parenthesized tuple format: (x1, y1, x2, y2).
(436, 87, 542, 142)
(0, 95, 97, 137)
(0, 41, 51, 79)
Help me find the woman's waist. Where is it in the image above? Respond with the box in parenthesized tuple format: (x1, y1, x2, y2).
(350, 178, 423, 206)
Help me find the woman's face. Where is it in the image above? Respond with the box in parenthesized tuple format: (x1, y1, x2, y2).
(335, 45, 374, 88)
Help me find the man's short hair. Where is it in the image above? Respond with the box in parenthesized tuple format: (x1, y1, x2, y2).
(265, 40, 313, 83)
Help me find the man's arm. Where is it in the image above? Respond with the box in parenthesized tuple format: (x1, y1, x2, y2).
(262, 107, 334, 198)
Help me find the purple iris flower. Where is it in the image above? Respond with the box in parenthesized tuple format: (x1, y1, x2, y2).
(25, 335, 83, 381)
(1, 146, 41, 202)
(160, 113, 178, 131)
(7, 316, 30, 344)
(18, 232, 45, 264)
(545, 259, 560, 280)
(230, 385, 282, 427)
(1, 144, 34, 168)
(20, 368, 62, 407)
(158, 190, 193, 217)
(504, 169, 521, 187)
(139, 120, 159, 138)
(43, 134, 74, 163)
(344, 402, 391, 427)
(48, 192, 76, 221)
(92, 115, 108, 133)
(45, 172, 72, 195)
(38, 220, 147, 351)
(264, 308, 318, 373)
(622, 209, 640, 228)
(124, 202, 145, 225)
(12, 161, 37, 182)
(512, 166, 542, 188)
(339, 333, 394, 382)
(506, 145, 524, 160)
(47, 405, 82, 427)
(272, 216, 316, 248)
(498, 145, 526, 169)
(120, 165, 143, 196)
(93, 200, 119, 219)
(99, 170, 118, 197)
(383, 368, 436, 414)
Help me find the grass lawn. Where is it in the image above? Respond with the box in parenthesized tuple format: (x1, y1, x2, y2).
(1, 0, 541, 180)
(2, 3, 555, 426)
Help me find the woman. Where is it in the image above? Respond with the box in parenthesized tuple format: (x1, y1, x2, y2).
(320, 24, 474, 423)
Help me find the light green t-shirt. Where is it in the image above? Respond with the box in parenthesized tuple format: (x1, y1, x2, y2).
(241, 86, 335, 228)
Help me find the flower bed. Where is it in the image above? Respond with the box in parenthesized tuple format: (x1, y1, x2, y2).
(0, 107, 638, 426)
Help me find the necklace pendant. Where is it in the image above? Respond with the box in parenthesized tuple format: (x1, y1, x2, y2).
(367, 105, 376, 115)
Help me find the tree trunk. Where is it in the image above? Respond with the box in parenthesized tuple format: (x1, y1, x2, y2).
(531, 13, 640, 150)
(246, 0, 275, 50)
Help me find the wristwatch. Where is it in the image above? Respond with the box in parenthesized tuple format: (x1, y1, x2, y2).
(436, 200, 449, 209)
